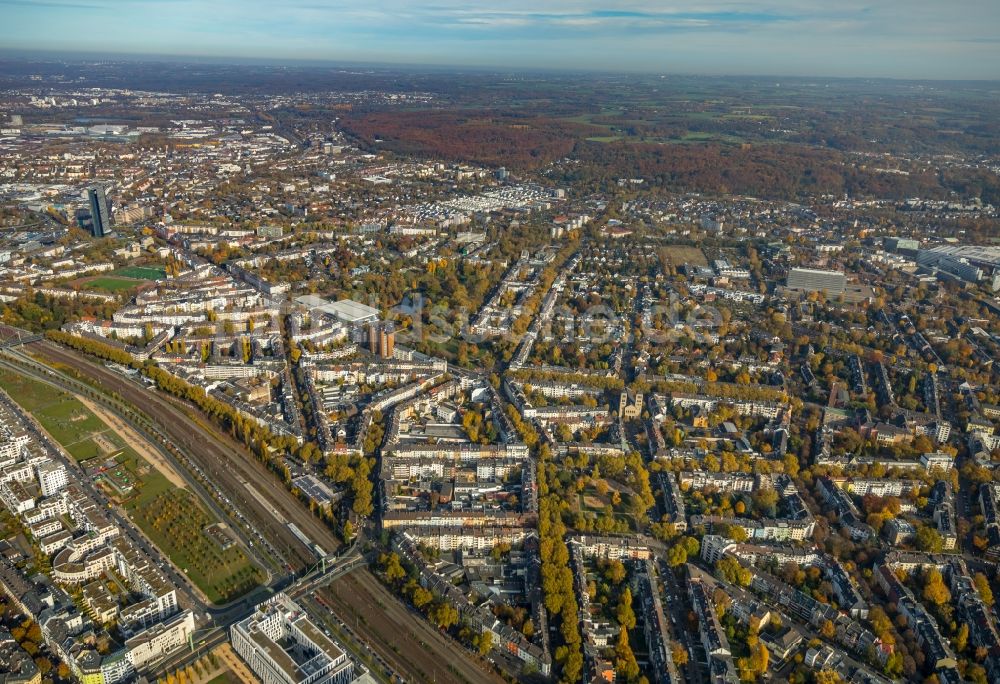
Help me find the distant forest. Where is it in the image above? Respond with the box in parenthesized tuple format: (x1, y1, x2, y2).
(338, 110, 587, 169)
(339, 110, 1000, 203)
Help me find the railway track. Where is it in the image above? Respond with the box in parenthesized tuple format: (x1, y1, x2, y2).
(24, 339, 342, 570)
(318, 570, 505, 684)
(0, 349, 296, 573)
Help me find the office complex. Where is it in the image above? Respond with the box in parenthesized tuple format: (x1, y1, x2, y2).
(916, 245, 1000, 289)
(786, 267, 847, 296)
(87, 185, 113, 237)
(231, 594, 362, 684)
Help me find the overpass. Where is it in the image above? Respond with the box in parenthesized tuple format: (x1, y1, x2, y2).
(145, 550, 367, 680)
(0, 323, 42, 348)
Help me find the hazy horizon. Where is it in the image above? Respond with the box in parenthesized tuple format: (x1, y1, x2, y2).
(3, 48, 1000, 86)
(3, 1, 999, 81)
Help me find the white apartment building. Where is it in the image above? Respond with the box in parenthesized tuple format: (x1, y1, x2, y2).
(37, 461, 69, 497)
(125, 610, 196, 672)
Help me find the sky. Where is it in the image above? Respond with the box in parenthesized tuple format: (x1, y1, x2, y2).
(2, 0, 999, 79)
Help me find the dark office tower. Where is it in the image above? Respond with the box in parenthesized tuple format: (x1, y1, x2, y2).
(87, 186, 113, 237)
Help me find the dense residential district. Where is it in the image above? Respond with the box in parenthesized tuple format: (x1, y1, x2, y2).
(2, 73, 1000, 684)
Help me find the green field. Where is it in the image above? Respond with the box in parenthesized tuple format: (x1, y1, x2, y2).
(0, 371, 152, 465)
(62, 436, 105, 461)
(128, 464, 174, 509)
(84, 277, 141, 292)
(0, 368, 260, 604)
(113, 266, 165, 280)
(0, 370, 107, 459)
(0, 369, 66, 412)
(129, 489, 264, 604)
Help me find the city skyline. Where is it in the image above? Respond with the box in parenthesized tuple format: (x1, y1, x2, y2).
(2, 0, 999, 80)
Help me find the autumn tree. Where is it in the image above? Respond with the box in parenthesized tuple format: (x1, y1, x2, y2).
(974, 572, 994, 607)
(614, 627, 640, 682)
(616, 587, 636, 630)
(922, 568, 951, 606)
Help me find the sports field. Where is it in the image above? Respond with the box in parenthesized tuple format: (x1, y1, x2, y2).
(84, 276, 141, 292)
(112, 266, 166, 280)
(659, 245, 708, 266)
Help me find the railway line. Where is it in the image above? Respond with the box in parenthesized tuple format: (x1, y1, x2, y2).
(0, 345, 306, 573)
(316, 569, 506, 684)
(21, 338, 342, 571)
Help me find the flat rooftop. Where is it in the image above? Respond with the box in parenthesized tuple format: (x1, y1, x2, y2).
(250, 631, 305, 683)
(292, 475, 336, 503)
(327, 299, 379, 323)
(296, 295, 379, 323)
(236, 594, 353, 684)
(293, 613, 345, 662)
